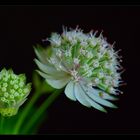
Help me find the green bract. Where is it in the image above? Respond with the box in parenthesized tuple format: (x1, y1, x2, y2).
(0, 68, 31, 117)
(34, 27, 123, 112)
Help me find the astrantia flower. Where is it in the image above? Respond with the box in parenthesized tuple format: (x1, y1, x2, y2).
(0, 68, 31, 117)
(34, 27, 124, 112)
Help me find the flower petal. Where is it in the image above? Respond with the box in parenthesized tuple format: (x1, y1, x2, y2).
(102, 93, 118, 101)
(78, 83, 107, 112)
(36, 70, 70, 80)
(34, 59, 58, 75)
(36, 70, 56, 80)
(46, 77, 71, 89)
(94, 89, 118, 101)
(85, 96, 107, 113)
(64, 81, 76, 101)
(74, 82, 91, 107)
(34, 45, 49, 63)
(81, 83, 117, 108)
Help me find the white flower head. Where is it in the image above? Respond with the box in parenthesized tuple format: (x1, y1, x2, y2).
(34, 26, 124, 113)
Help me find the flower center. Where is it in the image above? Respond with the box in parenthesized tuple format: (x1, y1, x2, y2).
(70, 69, 80, 82)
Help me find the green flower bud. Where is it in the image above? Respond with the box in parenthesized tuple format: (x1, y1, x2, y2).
(0, 68, 31, 117)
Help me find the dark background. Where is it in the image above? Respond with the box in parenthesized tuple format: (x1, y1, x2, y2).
(0, 5, 139, 134)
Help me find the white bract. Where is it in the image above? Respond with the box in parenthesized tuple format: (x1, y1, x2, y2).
(34, 27, 123, 113)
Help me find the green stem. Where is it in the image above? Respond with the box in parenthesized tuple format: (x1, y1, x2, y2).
(22, 88, 63, 134)
(0, 116, 5, 134)
(13, 89, 41, 134)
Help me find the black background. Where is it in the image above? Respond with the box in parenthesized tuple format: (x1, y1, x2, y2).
(0, 5, 139, 134)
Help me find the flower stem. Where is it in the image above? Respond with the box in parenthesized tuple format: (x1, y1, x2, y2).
(22, 88, 63, 134)
(0, 116, 5, 134)
(13, 89, 41, 134)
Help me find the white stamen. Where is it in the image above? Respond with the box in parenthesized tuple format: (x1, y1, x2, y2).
(56, 49, 62, 57)
(98, 72, 104, 78)
(80, 41, 88, 47)
(87, 70, 92, 77)
(65, 50, 72, 57)
(74, 58, 80, 65)
(94, 78, 100, 84)
(49, 57, 56, 64)
(71, 70, 78, 77)
(82, 64, 89, 71)
(49, 33, 61, 46)
(109, 87, 115, 94)
(87, 52, 93, 58)
(93, 61, 99, 68)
